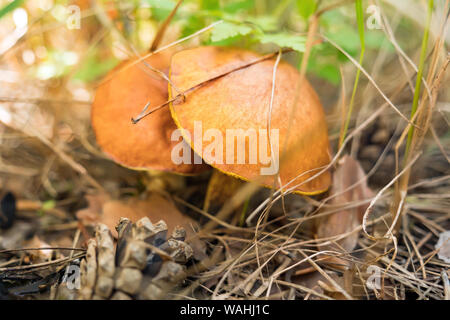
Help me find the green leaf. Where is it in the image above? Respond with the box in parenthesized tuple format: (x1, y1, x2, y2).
(210, 21, 253, 42)
(246, 16, 278, 32)
(180, 14, 208, 38)
(327, 26, 360, 55)
(201, 0, 220, 11)
(73, 52, 118, 82)
(41, 200, 56, 211)
(0, 0, 25, 20)
(307, 51, 341, 85)
(365, 31, 393, 51)
(144, 0, 176, 21)
(223, 0, 254, 13)
(258, 32, 306, 52)
(315, 64, 340, 85)
(296, 0, 316, 20)
(144, 0, 176, 11)
(321, 11, 359, 55)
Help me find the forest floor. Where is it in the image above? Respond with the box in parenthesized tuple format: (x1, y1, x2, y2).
(0, 0, 449, 300)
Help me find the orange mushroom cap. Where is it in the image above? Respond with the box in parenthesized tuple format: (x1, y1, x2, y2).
(91, 51, 208, 174)
(168, 46, 331, 194)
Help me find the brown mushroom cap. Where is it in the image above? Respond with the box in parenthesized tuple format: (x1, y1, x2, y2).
(168, 46, 331, 194)
(91, 51, 208, 174)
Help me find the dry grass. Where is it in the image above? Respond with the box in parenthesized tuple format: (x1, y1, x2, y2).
(0, 0, 448, 300)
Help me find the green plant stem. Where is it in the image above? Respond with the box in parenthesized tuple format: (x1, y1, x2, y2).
(0, 0, 25, 21)
(273, 0, 293, 19)
(404, 0, 434, 159)
(339, 0, 365, 149)
(239, 196, 250, 227)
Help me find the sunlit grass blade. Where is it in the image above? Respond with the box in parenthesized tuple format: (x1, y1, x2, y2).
(0, 0, 25, 20)
(404, 0, 434, 159)
(339, 0, 365, 149)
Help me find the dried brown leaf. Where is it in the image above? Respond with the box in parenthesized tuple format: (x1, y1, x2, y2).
(76, 193, 206, 259)
(316, 155, 373, 266)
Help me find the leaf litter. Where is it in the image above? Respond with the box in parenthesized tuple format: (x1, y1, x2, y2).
(0, 0, 448, 301)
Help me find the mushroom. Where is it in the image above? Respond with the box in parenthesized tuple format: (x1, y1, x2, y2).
(91, 50, 208, 175)
(168, 46, 331, 195)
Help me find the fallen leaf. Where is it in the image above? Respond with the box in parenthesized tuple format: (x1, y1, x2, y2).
(76, 193, 206, 259)
(76, 192, 110, 225)
(316, 155, 373, 268)
(106, 195, 199, 236)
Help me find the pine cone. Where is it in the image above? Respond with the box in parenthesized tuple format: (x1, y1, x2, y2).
(64, 217, 193, 300)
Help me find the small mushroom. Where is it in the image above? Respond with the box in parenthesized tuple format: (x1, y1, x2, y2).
(168, 46, 331, 195)
(91, 51, 208, 175)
